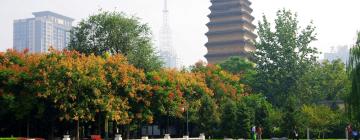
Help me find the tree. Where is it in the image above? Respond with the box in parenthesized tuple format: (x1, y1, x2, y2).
(0, 50, 46, 137)
(0, 50, 34, 118)
(36, 50, 144, 140)
(191, 62, 246, 102)
(220, 99, 238, 138)
(254, 9, 318, 106)
(296, 105, 340, 138)
(235, 101, 252, 139)
(217, 97, 255, 139)
(68, 11, 162, 72)
(347, 32, 360, 125)
(219, 56, 255, 76)
(267, 108, 284, 137)
(197, 94, 220, 136)
(102, 53, 149, 139)
(254, 9, 319, 134)
(295, 60, 350, 105)
(146, 68, 212, 135)
(191, 62, 253, 138)
(218, 56, 256, 91)
(241, 94, 274, 137)
(37, 51, 102, 140)
(320, 60, 350, 101)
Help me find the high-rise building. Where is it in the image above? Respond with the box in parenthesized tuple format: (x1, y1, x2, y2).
(159, 0, 178, 68)
(205, 0, 257, 64)
(324, 45, 349, 64)
(13, 11, 73, 53)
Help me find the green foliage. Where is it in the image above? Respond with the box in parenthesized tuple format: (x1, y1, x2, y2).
(0, 50, 45, 120)
(254, 9, 322, 132)
(347, 32, 360, 125)
(189, 62, 276, 138)
(218, 56, 256, 90)
(320, 60, 350, 101)
(197, 94, 220, 136)
(191, 62, 245, 102)
(218, 56, 255, 76)
(254, 9, 318, 106)
(0, 50, 250, 138)
(217, 94, 274, 139)
(220, 99, 238, 138)
(235, 101, 252, 139)
(144, 68, 214, 135)
(68, 11, 162, 72)
(296, 105, 343, 138)
(295, 60, 350, 105)
(3, 7, 354, 139)
(35, 50, 151, 126)
(146, 69, 211, 118)
(242, 95, 274, 137)
(267, 108, 284, 137)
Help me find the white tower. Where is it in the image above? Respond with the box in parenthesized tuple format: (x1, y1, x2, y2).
(159, 0, 178, 68)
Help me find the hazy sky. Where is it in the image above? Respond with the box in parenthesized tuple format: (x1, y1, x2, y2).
(1, 0, 360, 66)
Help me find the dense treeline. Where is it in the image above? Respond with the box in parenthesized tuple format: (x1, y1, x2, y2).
(0, 9, 356, 140)
(348, 32, 360, 128)
(0, 49, 350, 139)
(252, 9, 350, 138)
(0, 50, 273, 139)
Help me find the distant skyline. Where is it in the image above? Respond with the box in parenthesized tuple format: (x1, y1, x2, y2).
(1, 0, 360, 66)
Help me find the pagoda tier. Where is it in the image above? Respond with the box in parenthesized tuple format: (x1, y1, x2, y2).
(205, 0, 257, 64)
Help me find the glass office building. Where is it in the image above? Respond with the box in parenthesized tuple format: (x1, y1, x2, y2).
(13, 11, 73, 53)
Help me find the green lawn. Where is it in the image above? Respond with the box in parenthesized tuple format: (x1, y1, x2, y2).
(0, 138, 16, 140)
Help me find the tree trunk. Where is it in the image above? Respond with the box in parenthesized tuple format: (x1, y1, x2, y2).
(112, 121, 116, 136)
(26, 119, 30, 138)
(48, 120, 55, 140)
(145, 124, 149, 136)
(138, 121, 142, 137)
(167, 112, 170, 134)
(98, 113, 101, 135)
(126, 125, 130, 139)
(76, 120, 80, 140)
(105, 117, 109, 140)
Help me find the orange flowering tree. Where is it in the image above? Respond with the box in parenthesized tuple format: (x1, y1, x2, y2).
(103, 54, 153, 136)
(189, 62, 251, 136)
(33, 50, 149, 139)
(0, 49, 253, 138)
(191, 62, 246, 102)
(0, 50, 47, 136)
(146, 69, 212, 133)
(36, 51, 105, 122)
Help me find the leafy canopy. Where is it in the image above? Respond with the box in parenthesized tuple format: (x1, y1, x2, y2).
(254, 9, 318, 106)
(68, 11, 162, 72)
(295, 60, 350, 105)
(347, 32, 360, 125)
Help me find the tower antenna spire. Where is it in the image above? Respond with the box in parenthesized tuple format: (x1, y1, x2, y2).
(164, 0, 168, 12)
(159, 0, 179, 68)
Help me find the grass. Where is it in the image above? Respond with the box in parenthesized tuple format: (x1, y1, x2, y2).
(210, 138, 345, 140)
(0, 138, 16, 140)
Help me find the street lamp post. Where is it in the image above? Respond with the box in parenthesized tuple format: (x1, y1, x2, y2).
(182, 106, 189, 136)
(186, 108, 189, 136)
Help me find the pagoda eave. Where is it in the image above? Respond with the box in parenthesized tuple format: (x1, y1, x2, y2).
(206, 29, 257, 38)
(206, 20, 256, 30)
(210, 0, 251, 6)
(208, 11, 255, 21)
